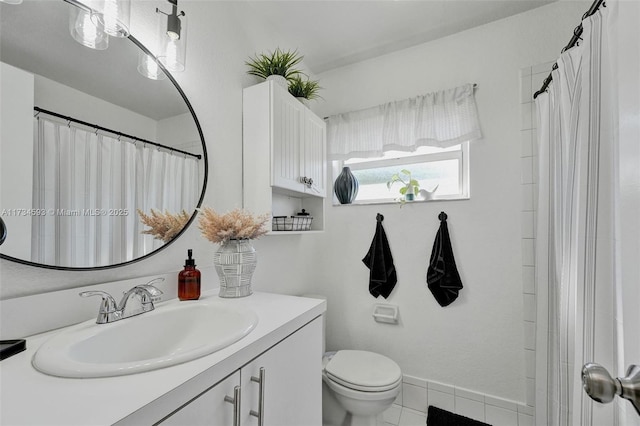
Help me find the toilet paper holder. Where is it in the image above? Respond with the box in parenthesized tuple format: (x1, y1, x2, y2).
(373, 304, 399, 324)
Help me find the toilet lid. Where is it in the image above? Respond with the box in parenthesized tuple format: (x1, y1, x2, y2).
(325, 350, 402, 392)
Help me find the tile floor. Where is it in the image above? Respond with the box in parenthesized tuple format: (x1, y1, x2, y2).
(383, 404, 427, 426)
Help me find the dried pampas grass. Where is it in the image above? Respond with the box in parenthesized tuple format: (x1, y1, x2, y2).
(137, 209, 192, 242)
(198, 207, 269, 244)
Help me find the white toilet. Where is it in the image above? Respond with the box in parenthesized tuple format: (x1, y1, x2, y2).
(322, 350, 402, 426)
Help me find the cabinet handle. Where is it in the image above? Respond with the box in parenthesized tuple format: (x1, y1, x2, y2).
(224, 385, 241, 426)
(249, 367, 265, 426)
(299, 176, 314, 187)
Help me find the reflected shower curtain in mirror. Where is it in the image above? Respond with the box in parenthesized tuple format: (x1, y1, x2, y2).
(31, 116, 199, 267)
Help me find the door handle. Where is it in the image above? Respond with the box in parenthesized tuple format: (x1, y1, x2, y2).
(224, 385, 241, 426)
(249, 367, 265, 426)
(581, 363, 640, 416)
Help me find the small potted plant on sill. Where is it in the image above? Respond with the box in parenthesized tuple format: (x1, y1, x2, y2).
(245, 48, 304, 89)
(387, 169, 420, 204)
(288, 75, 322, 105)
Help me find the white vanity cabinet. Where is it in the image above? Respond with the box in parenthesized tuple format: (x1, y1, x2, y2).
(240, 317, 322, 426)
(0, 292, 325, 426)
(158, 317, 322, 426)
(243, 80, 326, 233)
(159, 372, 240, 426)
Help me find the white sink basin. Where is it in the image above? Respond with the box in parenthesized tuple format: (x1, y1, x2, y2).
(32, 300, 258, 378)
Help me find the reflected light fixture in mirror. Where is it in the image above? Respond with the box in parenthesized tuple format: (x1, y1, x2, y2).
(90, 0, 130, 38)
(138, 52, 166, 80)
(156, 0, 187, 72)
(69, 5, 109, 50)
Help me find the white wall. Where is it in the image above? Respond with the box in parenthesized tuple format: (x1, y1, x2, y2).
(157, 112, 200, 153)
(312, 1, 589, 402)
(0, 1, 320, 300)
(34, 74, 157, 141)
(0, 0, 587, 407)
(0, 63, 34, 260)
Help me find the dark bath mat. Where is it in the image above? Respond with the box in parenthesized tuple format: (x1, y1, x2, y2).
(426, 405, 491, 426)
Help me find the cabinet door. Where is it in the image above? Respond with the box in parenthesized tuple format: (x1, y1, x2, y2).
(159, 371, 240, 426)
(272, 84, 305, 193)
(302, 111, 327, 197)
(241, 318, 322, 426)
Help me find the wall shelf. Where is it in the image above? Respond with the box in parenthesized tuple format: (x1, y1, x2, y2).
(243, 80, 327, 233)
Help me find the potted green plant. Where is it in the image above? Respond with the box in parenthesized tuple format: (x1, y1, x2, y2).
(288, 75, 322, 104)
(387, 169, 420, 203)
(245, 48, 304, 88)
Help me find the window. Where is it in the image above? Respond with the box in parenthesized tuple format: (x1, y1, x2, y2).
(326, 84, 480, 204)
(337, 143, 469, 204)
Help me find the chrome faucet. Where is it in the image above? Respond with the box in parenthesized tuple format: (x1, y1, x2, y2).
(80, 278, 164, 324)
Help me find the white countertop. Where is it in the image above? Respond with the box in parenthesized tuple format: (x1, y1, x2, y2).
(0, 291, 326, 426)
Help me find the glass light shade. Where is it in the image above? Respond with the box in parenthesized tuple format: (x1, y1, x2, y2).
(90, 0, 130, 38)
(69, 6, 109, 50)
(157, 12, 187, 72)
(0, 0, 24, 4)
(137, 52, 166, 80)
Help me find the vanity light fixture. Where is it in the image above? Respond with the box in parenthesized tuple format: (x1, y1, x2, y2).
(90, 0, 131, 38)
(137, 52, 166, 81)
(0, 0, 23, 5)
(156, 0, 187, 72)
(69, 5, 109, 50)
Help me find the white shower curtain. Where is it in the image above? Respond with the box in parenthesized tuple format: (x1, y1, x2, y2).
(31, 116, 199, 267)
(534, 1, 638, 425)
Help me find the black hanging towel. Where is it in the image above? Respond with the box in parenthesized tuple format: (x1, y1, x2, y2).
(362, 214, 397, 299)
(426, 212, 463, 307)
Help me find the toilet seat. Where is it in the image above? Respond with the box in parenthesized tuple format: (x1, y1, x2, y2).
(324, 350, 402, 392)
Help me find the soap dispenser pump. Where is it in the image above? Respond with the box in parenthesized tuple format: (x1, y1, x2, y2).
(178, 249, 201, 301)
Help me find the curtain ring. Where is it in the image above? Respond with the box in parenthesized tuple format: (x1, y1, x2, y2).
(67, 120, 71, 128)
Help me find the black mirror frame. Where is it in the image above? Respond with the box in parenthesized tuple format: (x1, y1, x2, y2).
(0, 33, 208, 271)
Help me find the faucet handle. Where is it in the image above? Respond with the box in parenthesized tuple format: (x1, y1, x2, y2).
(135, 284, 164, 303)
(144, 277, 165, 287)
(79, 290, 118, 324)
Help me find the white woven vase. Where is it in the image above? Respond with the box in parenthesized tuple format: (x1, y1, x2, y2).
(213, 239, 256, 298)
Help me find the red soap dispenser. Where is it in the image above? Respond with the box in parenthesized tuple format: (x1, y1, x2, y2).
(178, 249, 201, 301)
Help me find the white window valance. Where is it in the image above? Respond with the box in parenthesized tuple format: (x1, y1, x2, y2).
(326, 83, 482, 160)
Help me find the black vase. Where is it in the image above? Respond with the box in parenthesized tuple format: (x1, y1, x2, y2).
(334, 166, 359, 204)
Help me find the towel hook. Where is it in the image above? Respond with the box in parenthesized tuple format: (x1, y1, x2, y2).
(438, 211, 448, 221)
(376, 213, 384, 222)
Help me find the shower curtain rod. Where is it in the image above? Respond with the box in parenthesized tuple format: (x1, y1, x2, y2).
(33, 106, 202, 160)
(533, 0, 605, 99)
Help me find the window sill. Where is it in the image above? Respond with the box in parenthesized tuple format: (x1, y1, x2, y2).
(332, 196, 470, 207)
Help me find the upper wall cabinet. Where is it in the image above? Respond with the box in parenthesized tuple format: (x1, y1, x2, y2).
(243, 81, 326, 233)
(271, 86, 326, 196)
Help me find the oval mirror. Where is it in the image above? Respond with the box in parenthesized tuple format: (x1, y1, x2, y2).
(0, 0, 207, 270)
